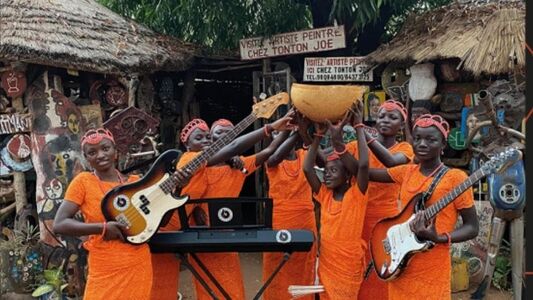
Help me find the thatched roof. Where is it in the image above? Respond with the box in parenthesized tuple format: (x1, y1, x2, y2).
(0, 0, 197, 74)
(367, 1, 525, 76)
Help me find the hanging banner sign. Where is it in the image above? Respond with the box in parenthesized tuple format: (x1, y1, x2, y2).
(239, 25, 345, 60)
(303, 56, 373, 82)
(0, 113, 32, 135)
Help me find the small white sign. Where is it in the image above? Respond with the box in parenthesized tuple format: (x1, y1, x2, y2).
(239, 25, 346, 60)
(303, 56, 373, 82)
(0, 113, 31, 135)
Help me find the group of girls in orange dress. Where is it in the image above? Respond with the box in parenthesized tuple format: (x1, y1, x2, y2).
(54, 95, 478, 300)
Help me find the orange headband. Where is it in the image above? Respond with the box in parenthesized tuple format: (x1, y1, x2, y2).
(413, 114, 450, 139)
(211, 119, 234, 132)
(326, 153, 340, 162)
(81, 128, 115, 148)
(379, 99, 407, 121)
(180, 119, 209, 143)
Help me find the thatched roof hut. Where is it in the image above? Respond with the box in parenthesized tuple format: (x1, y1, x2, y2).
(0, 0, 197, 74)
(367, 1, 525, 76)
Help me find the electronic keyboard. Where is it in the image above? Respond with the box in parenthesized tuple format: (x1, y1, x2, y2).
(149, 229, 314, 253)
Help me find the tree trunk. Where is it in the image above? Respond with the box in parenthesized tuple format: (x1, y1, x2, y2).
(309, 0, 333, 28)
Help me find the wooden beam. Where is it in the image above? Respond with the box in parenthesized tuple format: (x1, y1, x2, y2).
(195, 64, 262, 73)
(181, 70, 196, 124)
(0, 202, 16, 217)
(10, 97, 28, 216)
(128, 74, 140, 107)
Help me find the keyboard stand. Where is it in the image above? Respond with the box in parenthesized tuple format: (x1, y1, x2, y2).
(177, 251, 293, 300)
(253, 252, 291, 300)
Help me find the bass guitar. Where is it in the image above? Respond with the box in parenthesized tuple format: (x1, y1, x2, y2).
(101, 93, 290, 244)
(370, 147, 521, 280)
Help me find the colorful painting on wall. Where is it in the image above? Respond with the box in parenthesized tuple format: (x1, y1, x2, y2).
(364, 91, 385, 122)
(28, 84, 87, 246)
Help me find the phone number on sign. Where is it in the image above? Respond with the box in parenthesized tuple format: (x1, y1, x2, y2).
(304, 73, 371, 81)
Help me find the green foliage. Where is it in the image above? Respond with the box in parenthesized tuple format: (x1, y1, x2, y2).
(384, 0, 452, 40)
(31, 260, 68, 299)
(492, 239, 512, 291)
(98, 0, 452, 52)
(328, 0, 452, 37)
(98, 0, 312, 51)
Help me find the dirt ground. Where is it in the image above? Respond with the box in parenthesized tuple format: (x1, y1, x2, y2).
(178, 253, 513, 300)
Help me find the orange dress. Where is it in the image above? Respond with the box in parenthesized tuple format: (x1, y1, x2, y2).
(313, 184, 368, 300)
(64, 172, 152, 300)
(151, 151, 209, 300)
(262, 149, 317, 300)
(386, 164, 474, 299)
(347, 141, 414, 300)
(190, 155, 259, 300)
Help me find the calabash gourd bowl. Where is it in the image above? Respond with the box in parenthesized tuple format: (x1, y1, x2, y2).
(290, 83, 366, 122)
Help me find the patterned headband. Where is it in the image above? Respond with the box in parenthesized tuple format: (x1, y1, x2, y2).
(413, 114, 450, 139)
(180, 119, 209, 143)
(326, 153, 340, 162)
(379, 99, 407, 121)
(81, 128, 115, 148)
(211, 119, 234, 132)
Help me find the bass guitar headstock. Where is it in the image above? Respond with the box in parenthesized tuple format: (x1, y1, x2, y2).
(481, 147, 522, 175)
(252, 92, 290, 119)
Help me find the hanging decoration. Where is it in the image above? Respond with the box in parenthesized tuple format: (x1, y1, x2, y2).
(0, 70, 27, 98)
(103, 106, 159, 155)
(408, 63, 437, 101)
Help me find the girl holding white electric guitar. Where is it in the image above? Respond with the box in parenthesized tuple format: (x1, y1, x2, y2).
(368, 114, 479, 300)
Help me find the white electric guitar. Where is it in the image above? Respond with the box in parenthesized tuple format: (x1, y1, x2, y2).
(369, 148, 521, 280)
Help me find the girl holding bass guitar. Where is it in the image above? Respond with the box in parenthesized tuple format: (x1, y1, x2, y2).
(162, 111, 295, 300)
(53, 128, 191, 300)
(150, 118, 245, 300)
(187, 116, 294, 300)
(368, 114, 479, 300)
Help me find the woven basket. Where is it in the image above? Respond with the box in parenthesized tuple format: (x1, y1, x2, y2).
(290, 83, 366, 122)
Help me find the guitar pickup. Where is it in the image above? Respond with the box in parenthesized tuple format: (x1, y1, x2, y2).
(382, 238, 391, 254)
(116, 213, 131, 228)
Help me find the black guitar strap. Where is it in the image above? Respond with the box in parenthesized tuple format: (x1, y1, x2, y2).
(419, 165, 449, 209)
(366, 165, 450, 281)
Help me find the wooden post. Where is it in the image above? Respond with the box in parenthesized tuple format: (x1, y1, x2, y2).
(510, 216, 524, 300)
(128, 74, 140, 107)
(53, 74, 63, 94)
(254, 59, 271, 198)
(181, 70, 196, 124)
(11, 96, 28, 215)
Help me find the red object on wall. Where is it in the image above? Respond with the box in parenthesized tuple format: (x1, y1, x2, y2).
(0, 70, 27, 98)
(7, 133, 32, 160)
(103, 106, 159, 154)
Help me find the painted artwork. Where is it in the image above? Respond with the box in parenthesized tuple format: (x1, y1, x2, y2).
(451, 201, 494, 284)
(364, 91, 385, 122)
(78, 104, 103, 129)
(27, 78, 89, 295)
(103, 106, 159, 155)
(28, 84, 86, 246)
(0, 70, 27, 98)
